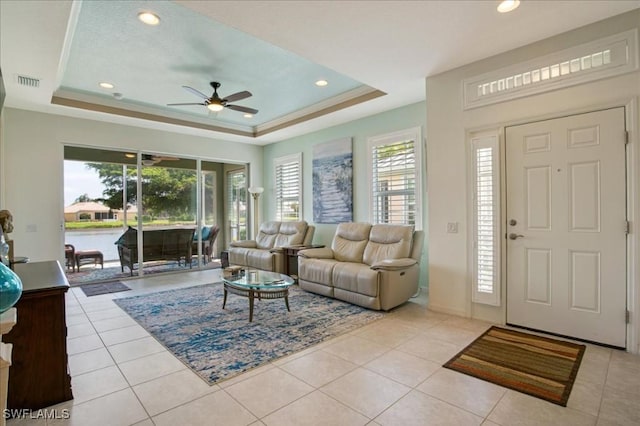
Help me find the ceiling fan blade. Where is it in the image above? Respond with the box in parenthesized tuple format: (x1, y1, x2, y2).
(223, 91, 252, 103)
(226, 104, 258, 114)
(182, 86, 210, 100)
(167, 102, 206, 106)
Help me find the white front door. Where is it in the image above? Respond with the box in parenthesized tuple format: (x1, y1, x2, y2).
(506, 108, 627, 347)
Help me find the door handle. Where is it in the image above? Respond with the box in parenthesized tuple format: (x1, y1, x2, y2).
(508, 233, 525, 240)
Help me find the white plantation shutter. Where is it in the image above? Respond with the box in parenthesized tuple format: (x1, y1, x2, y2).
(226, 169, 247, 242)
(367, 127, 422, 228)
(274, 153, 302, 221)
(471, 134, 500, 306)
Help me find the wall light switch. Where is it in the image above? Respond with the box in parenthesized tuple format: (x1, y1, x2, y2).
(447, 222, 458, 233)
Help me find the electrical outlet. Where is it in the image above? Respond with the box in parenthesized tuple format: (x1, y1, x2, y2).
(447, 222, 458, 233)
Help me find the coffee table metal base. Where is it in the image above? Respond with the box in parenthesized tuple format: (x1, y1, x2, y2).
(223, 282, 290, 322)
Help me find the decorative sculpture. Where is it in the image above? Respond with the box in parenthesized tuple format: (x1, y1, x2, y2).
(0, 210, 13, 235)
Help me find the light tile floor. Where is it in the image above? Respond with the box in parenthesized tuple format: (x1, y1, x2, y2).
(7, 268, 640, 425)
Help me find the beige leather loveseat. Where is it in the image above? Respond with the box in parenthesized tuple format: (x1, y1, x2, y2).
(228, 221, 315, 273)
(297, 222, 423, 311)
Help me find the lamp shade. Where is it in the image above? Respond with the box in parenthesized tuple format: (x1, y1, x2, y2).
(248, 187, 264, 194)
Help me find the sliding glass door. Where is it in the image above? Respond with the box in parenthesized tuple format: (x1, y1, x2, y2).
(138, 154, 197, 274)
(64, 146, 231, 284)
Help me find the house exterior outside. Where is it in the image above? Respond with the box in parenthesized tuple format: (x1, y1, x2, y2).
(64, 201, 137, 222)
(64, 201, 110, 222)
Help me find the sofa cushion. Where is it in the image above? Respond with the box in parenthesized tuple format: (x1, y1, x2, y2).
(246, 248, 275, 271)
(256, 221, 281, 249)
(228, 247, 249, 266)
(332, 262, 379, 297)
(331, 222, 372, 263)
(299, 258, 340, 286)
(193, 226, 211, 241)
(363, 224, 414, 266)
(274, 221, 308, 247)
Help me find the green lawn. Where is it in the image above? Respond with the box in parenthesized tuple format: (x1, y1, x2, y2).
(65, 220, 194, 230)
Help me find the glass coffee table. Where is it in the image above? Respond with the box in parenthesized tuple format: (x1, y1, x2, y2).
(222, 270, 295, 322)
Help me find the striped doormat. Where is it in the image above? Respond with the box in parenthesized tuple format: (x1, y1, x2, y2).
(443, 326, 585, 406)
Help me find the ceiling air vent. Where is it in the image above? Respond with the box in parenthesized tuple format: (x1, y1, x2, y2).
(16, 75, 40, 88)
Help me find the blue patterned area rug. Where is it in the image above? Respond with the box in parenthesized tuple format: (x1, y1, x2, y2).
(114, 283, 384, 385)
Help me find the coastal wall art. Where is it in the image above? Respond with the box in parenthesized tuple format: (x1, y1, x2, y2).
(312, 137, 353, 223)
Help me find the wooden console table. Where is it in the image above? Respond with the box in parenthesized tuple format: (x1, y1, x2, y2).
(1, 308, 17, 426)
(4, 261, 73, 410)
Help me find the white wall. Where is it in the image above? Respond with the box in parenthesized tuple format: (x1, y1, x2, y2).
(426, 10, 640, 352)
(0, 108, 262, 264)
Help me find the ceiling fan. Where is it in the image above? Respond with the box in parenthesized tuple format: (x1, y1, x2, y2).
(167, 81, 258, 115)
(141, 154, 180, 166)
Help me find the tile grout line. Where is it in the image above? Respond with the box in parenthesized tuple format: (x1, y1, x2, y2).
(70, 291, 157, 424)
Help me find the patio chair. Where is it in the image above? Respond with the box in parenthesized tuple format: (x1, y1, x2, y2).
(64, 244, 75, 272)
(193, 225, 220, 264)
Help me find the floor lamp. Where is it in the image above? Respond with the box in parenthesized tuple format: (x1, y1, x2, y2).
(248, 186, 264, 238)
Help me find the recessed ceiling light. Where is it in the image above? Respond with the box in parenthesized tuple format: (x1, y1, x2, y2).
(244, 113, 253, 118)
(138, 11, 160, 26)
(315, 80, 328, 87)
(99, 82, 114, 89)
(497, 0, 520, 13)
(125, 153, 136, 158)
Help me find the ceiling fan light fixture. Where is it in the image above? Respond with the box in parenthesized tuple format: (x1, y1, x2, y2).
(244, 113, 253, 118)
(168, 81, 257, 115)
(207, 102, 224, 112)
(497, 0, 520, 13)
(138, 11, 160, 26)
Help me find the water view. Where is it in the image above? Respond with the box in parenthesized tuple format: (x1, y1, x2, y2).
(65, 228, 123, 261)
(63, 159, 227, 285)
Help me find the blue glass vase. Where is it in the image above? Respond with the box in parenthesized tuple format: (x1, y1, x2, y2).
(0, 262, 22, 313)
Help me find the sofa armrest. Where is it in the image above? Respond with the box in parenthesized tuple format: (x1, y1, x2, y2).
(298, 247, 334, 259)
(269, 247, 284, 253)
(370, 258, 417, 271)
(230, 240, 257, 248)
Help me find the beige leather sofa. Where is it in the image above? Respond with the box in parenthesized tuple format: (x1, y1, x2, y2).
(297, 222, 423, 311)
(228, 221, 315, 273)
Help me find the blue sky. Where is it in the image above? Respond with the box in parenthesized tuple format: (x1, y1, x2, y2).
(64, 161, 105, 206)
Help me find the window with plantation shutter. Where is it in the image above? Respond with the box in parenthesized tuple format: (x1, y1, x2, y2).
(274, 153, 302, 221)
(226, 169, 248, 242)
(471, 133, 500, 306)
(367, 127, 422, 229)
